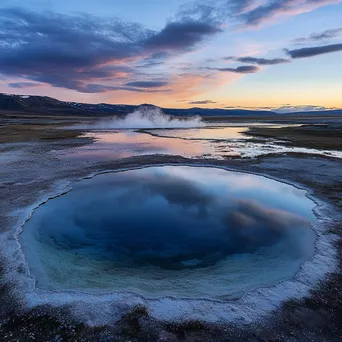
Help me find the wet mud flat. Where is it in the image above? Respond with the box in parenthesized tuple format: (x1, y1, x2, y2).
(0, 120, 342, 341)
(246, 124, 342, 151)
(0, 119, 91, 144)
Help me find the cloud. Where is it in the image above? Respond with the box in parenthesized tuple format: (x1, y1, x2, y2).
(235, 56, 290, 65)
(228, 0, 257, 14)
(83, 84, 171, 93)
(176, 2, 225, 23)
(285, 43, 342, 58)
(223, 199, 309, 238)
(309, 28, 342, 40)
(0, 8, 220, 94)
(188, 100, 217, 104)
(242, 0, 298, 25)
(136, 61, 164, 68)
(8, 82, 41, 88)
(225, 56, 290, 65)
(124, 81, 168, 88)
(177, 0, 259, 24)
(0, 8, 146, 91)
(145, 175, 214, 210)
(144, 20, 221, 51)
(209, 65, 260, 73)
(242, 0, 342, 26)
(95, 71, 234, 107)
(135, 52, 171, 68)
(176, 0, 341, 27)
(294, 27, 342, 43)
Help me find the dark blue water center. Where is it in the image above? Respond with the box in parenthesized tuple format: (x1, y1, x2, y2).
(20, 166, 316, 297)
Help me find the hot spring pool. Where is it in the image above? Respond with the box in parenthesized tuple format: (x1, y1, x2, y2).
(20, 166, 316, 300)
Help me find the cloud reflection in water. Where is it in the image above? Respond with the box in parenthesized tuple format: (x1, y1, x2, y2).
(20, 166, 316, 299)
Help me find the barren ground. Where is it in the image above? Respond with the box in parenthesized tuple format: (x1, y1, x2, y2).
(0, 115, 341, 341)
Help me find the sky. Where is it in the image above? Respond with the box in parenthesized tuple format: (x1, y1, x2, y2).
(0, 0, 341, 111)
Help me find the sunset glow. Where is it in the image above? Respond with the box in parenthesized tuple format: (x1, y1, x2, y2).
(0, 0, 341, 110)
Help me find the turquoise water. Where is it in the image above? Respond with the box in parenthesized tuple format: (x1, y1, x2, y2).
(20, 166, 316, 299)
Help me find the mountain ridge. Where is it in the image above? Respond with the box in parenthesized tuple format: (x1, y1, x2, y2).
(1, 93, 342, 117)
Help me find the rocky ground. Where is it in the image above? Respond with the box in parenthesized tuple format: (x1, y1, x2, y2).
(0, 118, 342, 341)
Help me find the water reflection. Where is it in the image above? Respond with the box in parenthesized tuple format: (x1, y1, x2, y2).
(58, 130, 210, 160)
(56, 126, 342, 161)
(144, 127, 250, 140)
(20, 166, 316, 299)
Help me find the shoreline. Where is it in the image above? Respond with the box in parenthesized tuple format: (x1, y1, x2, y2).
(1, 118, 342, 341)
(13, 164, 336, 324)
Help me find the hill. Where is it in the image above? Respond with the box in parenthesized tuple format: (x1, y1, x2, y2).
(1, 93, 341, 118)
(0, 93, 277, 117)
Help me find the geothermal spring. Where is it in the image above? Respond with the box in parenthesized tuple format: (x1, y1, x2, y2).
(11, 110, 337, 324)
(21, 166, 316, 300)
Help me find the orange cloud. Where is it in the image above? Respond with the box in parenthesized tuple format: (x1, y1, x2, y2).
(97, 70, 241, 108)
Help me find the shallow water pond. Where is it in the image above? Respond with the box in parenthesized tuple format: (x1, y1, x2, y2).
(20, 166, 316, 300)
(56, 126, 342, 161)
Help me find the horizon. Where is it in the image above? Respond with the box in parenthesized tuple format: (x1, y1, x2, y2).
(3, 91, 342, 114)
(0, 1, 341, 111)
